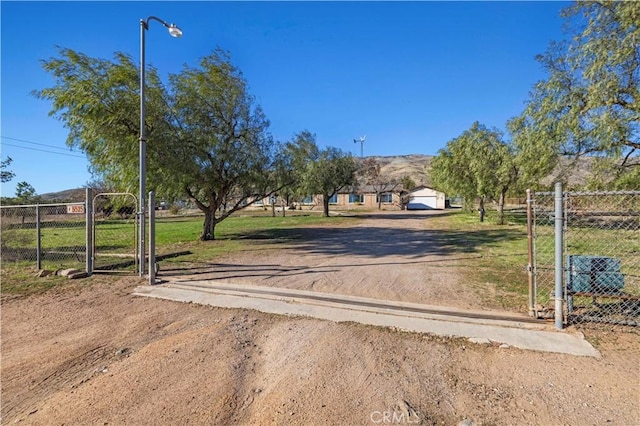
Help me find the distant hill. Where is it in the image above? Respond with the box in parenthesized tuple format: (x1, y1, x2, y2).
(359, 154, 434, 187)
(38, 188, 87, 203)
(540, 157, 597, 188)
(38, 156, 437, 201)
(37, 154, 624, 201)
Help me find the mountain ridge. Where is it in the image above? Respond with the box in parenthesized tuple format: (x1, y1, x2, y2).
(36, 154, 617, 201)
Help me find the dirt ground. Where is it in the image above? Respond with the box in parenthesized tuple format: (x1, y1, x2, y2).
(2, 211, 639, 425)
(162, 212, 483, 310)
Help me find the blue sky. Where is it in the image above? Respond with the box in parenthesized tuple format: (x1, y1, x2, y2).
(1, 1, 569, 196)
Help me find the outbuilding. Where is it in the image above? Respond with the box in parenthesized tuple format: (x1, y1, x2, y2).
(406, 186, 446, 210)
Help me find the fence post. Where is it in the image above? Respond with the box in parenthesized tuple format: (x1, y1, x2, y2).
(554, 182, 564, 329)
(148, 191, 156, 285)
(526, 189, 535, 317)
(36, 204, 42, 270)
(86, 188, 93, 275)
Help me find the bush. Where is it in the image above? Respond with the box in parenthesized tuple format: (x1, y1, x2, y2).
(169, 204, 182, 216)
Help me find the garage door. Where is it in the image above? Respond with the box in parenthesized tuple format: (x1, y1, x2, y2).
(407, 196, 437, 210)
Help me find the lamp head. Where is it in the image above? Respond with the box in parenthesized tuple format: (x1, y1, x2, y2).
(167, 24, 183, 38)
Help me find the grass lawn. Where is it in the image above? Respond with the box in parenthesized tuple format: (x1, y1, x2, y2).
(1, 212, 357, 296)
(12, 207, 632, 314)
(429, 209, 531, 311)
(4, 208, 532, 311)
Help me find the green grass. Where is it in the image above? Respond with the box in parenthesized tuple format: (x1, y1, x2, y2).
(5, 207, 634, 314)
(2, 212, 351, 255)
(1, 267, 75, 297)
(156, 213, 358, 264)
(430, 209, 531, 311)
(1, 213, 357, 294)
(1, 210, 531, 306)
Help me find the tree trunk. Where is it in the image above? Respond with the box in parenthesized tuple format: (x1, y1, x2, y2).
(281, 199, 286, 217)
(478, 197, 485, 223)
(271, 200, 276, 217)
(377, 192, 382, 210)
(497, 190, 506, 225)
(323, 194, 330, 217)
(201, 209, 216, 240)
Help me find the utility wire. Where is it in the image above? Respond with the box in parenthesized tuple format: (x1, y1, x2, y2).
(1, 142, 86, 159)
(1, 135, 77, 152)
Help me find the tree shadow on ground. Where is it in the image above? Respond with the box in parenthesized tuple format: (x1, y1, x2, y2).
(161, 262, 341, 280)
(226, 225, 525, 259)
(162, 213, 526, 280)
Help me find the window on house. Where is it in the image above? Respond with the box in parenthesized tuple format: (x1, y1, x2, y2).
(302, 196, 314, 204)
(349, 193, 364, 203)
(377, 193, 393, 203)
(254, 198, 263, 205)
(328, 194, 338, 204)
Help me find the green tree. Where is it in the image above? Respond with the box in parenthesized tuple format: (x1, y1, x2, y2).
(304, 147, 358, 217)
(15, 181, 36, 204)
(35, 48, 287, 240)
(400, 175, 416, 192)
(1, 157, 15, 183)
(34, 49, 161, 191)
(399, 175, 417, 209)
(279, 130, 321, 211)
(170, 51, 283, 239)
(507, 115, 558, 191)
(431, 122, 519, 224)
(516, 1, 639, 189)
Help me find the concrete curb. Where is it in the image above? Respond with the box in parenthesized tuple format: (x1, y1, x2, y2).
(133, 280, 599, 357)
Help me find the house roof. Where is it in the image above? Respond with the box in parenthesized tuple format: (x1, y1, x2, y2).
(338, 184, 406, 195)
(408, 186, 445, 195)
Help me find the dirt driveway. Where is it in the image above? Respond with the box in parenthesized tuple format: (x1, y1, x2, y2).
(2, 211, 639, 425)
(162, 211, 495, 311)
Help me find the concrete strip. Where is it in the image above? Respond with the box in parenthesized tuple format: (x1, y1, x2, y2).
(165, 282, 548, 331)
(133, 283, 599, 357)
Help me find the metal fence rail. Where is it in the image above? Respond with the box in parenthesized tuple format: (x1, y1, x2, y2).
(530, 187, 640, 329)
(1, 202, 87, 271)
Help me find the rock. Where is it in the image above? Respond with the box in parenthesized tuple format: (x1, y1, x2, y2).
(115, 348, 130, 356)
(35, 270, 53, 277)
(459, 419, 475, 426)
(499, 343, 510, 349)
(468, 337, 491, 345)
(68, 271, 89, 279)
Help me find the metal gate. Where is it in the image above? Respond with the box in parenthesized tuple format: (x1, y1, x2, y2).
(92, 193, 139, 271)
(528, 185, 640, 329)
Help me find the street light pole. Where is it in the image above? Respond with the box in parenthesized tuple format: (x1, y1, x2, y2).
(139, 16, 182, 276)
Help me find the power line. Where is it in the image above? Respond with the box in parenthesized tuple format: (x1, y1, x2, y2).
(1, 135, 77, 152)
(1, 142, 86, 159)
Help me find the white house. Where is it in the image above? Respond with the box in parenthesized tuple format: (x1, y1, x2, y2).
(406, 186, 446, 210)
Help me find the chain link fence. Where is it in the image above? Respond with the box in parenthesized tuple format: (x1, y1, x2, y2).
(92, 193, 138, 272)
(530, 192, 556, 319)
(2, 191, 152, 278)
(1, 203, 87, 271)
(530, 189, 640, 329)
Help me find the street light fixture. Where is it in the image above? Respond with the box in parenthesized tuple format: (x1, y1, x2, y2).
(139, 16, 182, 276)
